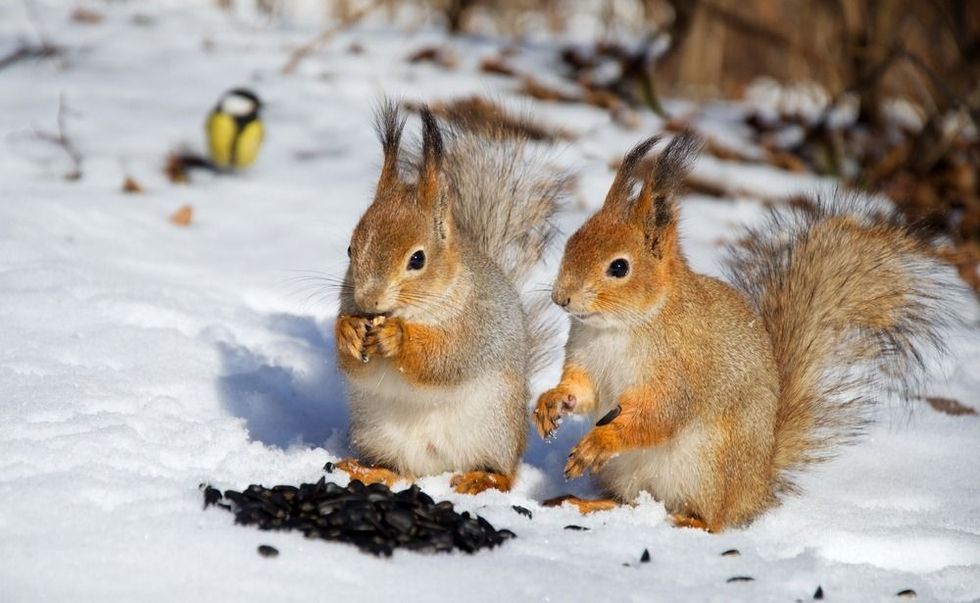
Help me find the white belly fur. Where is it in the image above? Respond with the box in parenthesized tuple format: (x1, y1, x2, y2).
(597, 423, 708, 508)
(574, 324, 704, 506)
(346, 361, 512, 476)
(570, 325, 635, 416)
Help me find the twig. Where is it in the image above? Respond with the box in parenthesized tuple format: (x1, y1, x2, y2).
(899, 47, 980, 127)
(33, 94, 82, 180)
(1, 0, 62, 71)
(0, 40, 61, 71)
(280, 0, 383, 75)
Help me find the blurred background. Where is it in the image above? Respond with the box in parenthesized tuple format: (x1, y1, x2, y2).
(207, 0, 979, 290)
(2, 0, 977, 288)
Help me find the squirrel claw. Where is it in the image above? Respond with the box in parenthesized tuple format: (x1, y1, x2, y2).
(565, 427, 618, 479)
(363, 316, 403, 358)
(534, 389, 576, 440)
(337, 315, 372, 363)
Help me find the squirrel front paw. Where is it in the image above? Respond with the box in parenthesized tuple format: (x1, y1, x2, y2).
(534, 387, 578, 439)
(336, 315, 373, 362)
(565, 426, 621, 479)
(364, 316, 403, 358)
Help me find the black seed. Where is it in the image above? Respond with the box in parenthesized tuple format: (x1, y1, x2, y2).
(721, 548, 740, 557)
(640, 549, 651, 563)
(813, 586, 824, 599)
(257, 545, 278, 558)
(564, 525, 589, 531)
(272, 485, 298, 502)
(512, 505, 532, 519)
(223, 491, 247, 507)
(298, 484, 315, 501)
(596, 405, 622, 426)
(896, 590, 916, 599)
(202, 485, 222, 509)
(384, 509, 414, 534)
(203, 477, 512, 556)
(324, 482, 345, 497)
(727, 576, 754, 583)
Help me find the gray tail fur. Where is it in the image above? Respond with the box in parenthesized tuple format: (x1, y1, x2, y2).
(724, 193, 958, 495)
(443, 129, 570, 286)
(443, 124, 570, 376)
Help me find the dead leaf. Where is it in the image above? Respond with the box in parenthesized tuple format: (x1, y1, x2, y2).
(479, 56, 517, 77)
(519, 76, 580, 103)
(406, 46, 457, 69)
(170, 205, 193, 227)
(165, 153, 189, 184)
(122, 176, 144, 194)
(766, 150, 809, 173)
(71, 8, 104, 24)
(926, 397, 977, 416)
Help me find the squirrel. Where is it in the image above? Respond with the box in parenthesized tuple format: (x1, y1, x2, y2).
(334, 100, 566, 495)
(534, 131, 954, 530)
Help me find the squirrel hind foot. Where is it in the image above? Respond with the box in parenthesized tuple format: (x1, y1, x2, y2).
(450, 471, 513, 495)
(542, 494, 619, 514)
(334, 457, 403, 487)
(670, 513, 719, 533)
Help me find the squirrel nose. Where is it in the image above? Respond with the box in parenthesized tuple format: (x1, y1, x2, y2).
(552, 292, 571, 308)
(354, 284, 383, 312)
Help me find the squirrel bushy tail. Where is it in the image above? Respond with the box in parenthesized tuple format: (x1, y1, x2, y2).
(445, 128, 568, 374)
(445, 128, 568, 372)
(725, 195, 956, 494)
(443, 128, 568, 286)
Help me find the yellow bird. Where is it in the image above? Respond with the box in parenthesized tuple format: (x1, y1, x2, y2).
(205, 88, 264, 170)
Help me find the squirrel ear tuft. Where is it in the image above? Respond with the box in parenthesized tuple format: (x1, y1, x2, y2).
(654, 130, 702, 198)
(374, 97, 407, 193)
(603, 134, 661, 211)
(633, 130, 701, 233)
(417, 106, 449, 238)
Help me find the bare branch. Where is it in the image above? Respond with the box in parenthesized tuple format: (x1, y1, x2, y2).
(0, 40, 61, 71)
(33, 94, 82, 180)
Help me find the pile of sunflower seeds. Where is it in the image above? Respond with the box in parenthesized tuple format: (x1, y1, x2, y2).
(202, 478, 515, 557)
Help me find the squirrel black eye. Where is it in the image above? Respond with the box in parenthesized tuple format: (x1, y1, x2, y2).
(346, 246, 352, 258)
(607, 258, 630, 278)
(408, 250, 426, 271)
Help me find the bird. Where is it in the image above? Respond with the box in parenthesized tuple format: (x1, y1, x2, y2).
(205, 88, 263, 170)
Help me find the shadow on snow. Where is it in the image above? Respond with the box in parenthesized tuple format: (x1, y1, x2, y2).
(216, 313, 350, 455)
(214, 311, 599, 501)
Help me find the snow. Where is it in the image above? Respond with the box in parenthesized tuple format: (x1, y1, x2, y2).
(1, 2, 979, 601)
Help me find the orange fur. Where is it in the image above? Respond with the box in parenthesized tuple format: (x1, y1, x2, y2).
(533, 364, 596, 438)
(450, 471, 513, 494)
(543, 495, 619, 514)
(361, 317, 469, 387)
(564, 383, 680, 478)
(670, 514, 714, 532)
(335, 458, 403, 487)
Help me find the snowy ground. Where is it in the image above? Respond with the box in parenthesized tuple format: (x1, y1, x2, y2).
(1, 2, 979, 601)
